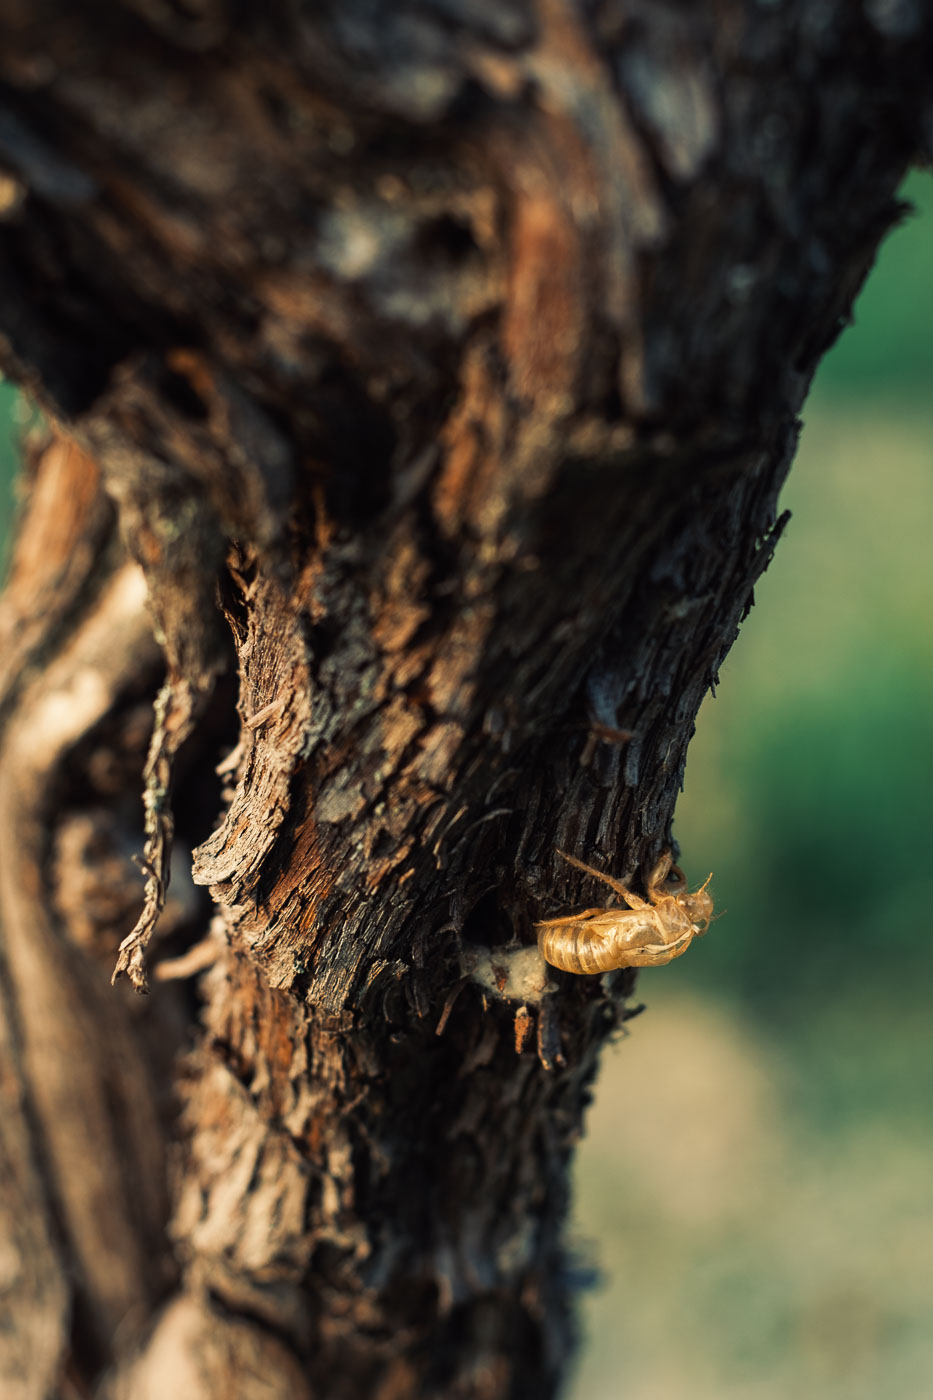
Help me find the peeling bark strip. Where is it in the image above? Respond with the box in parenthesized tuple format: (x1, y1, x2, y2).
(0, 4, 931, 1398)
(112, 678, 199, 990)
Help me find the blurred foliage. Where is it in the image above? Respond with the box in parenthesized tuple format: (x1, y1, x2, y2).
(678, 404, 933, 1022)
(817, 171, 933, 401)
(0, 379, 21, 577)
(574, 169, 933, 1400)
(573, 996, 933, 1400)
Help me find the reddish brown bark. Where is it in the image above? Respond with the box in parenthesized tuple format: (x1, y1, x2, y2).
(0, 3, 930, 1397)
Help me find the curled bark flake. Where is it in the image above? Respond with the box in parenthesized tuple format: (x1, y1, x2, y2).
(192, 569, 314, 906)
(514, 1004, 534, 1054)
(112, 678, 202, 991)
(536, 994, 566, 1073)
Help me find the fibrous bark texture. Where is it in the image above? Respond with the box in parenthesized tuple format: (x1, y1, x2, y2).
(0, 4, 930, 1397)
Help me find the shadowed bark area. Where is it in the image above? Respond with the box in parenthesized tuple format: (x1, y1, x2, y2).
(0, 4, 930, 1397)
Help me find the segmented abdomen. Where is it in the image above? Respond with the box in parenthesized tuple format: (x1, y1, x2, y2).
(536, 913, 696, 973)
(535, 914, 649, 974)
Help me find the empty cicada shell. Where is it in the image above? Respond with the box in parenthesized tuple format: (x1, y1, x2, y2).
(536, 849, 713, 974)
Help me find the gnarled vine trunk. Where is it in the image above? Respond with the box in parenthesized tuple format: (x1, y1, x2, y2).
(0, 4, 929, 1397)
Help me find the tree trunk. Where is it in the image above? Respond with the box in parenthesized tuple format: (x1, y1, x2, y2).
(0, 4, 928, 1397)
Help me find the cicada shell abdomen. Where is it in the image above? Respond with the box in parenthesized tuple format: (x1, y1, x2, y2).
(536, 910, 661, 974)
(535, 850, 713, 975)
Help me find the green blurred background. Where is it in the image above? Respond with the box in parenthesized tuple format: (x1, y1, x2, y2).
(0, 173, 930, 1400)
(573, 170, 933, 1400)
(0, 379, 20, 577)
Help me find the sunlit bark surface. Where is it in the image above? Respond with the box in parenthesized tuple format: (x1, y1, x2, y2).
(0, 3, 929, 1396)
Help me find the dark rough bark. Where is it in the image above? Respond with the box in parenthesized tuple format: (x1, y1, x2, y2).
(0, 4, 930, 1397)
